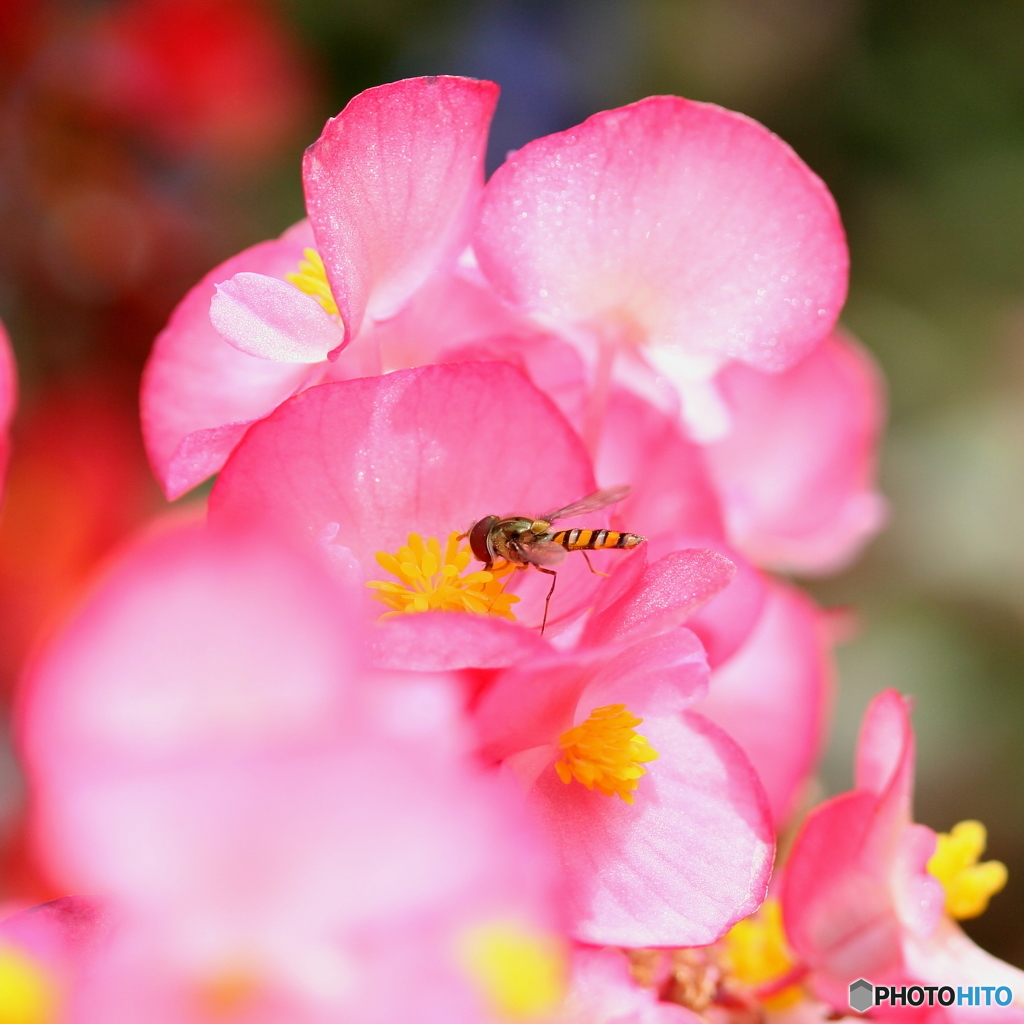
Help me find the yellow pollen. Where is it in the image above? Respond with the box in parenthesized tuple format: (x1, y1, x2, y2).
(723, 899, 803, 1010)
(367, 532, 520, 619)
(555, 704, 658, 804)
(458, 921, 566, 1021)
(0, 944, 57, 1024)
(927, 820, 1008, 920)
(285, 248, 339, 316)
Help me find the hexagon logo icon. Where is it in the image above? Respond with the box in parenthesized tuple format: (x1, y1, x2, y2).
(849, 978, 874, 1013)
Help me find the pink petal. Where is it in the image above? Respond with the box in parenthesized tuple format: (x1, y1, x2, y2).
(902, 917, 1024, 1020)
(441, 329, 589, 436)
(782, 691, 925, 1007)
(475, 647, 611, 762)
(475, 96, 847, 372)
(582, 548, 735, 647)
(703, 331, 887, 574)
(892, 824, 944, 939)
(695, 581, 834, 826)
(21, 523, 360, 772)
(210, 272, 343, 362)
(303, 76, 498, 340)
(160, 420, 260, 502)
(141, 230, 320, 498)
(476, 629, 709, 762)
(354, 262, 535, 374)
(533, 710, 773, 947)
(678, 540, 767, 669)
(210, 362, 601, 630)
(596, 388, 724, 542)
(577, 628, 710, 719)
(782, 789, 904, 996)
(372, 612, 546, 671)
(854, 688, 915, 800)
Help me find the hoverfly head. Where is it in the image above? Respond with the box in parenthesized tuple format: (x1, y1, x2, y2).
(468, 515, 499, 566)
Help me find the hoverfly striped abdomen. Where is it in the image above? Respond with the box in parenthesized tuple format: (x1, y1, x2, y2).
(464, 486, 644, 634)
(548, 528, 644, 552)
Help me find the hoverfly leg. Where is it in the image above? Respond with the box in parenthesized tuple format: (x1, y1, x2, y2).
(581, 551, 610, 578)
(535, 566, 558, 636)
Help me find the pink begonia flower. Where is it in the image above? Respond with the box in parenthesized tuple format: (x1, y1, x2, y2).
(142, 76, 502, 498)
(694, 580, 835, 828)
(209, 361, 613, 660)
(701, 331, 887, 575)
(783, 690, 1024, 1021)
(473, 545, 774, 949)
(21, 522, 568, 1024)
(208, 359, 775, 948)
(473, 94, 848, 442)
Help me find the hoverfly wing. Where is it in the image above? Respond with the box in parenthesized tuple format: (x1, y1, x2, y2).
(540, 485, 632, 524)
(518, 535, 567, 568)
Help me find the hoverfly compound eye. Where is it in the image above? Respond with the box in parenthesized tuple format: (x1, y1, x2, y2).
(469, 516, 498, 565)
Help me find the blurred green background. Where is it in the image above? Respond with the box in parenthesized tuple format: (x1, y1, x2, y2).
(1, 0, 1023, 965)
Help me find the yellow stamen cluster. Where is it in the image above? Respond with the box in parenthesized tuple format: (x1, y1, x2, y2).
(367, 532, 519, 619)
(927, 820, 1008, 920)
(0, 944, 56, 1024)
(723, 898, 803, 1010)
(555, 704, 658, 803)
(285, 248, 339, 316)
(459, 921, 566, 1021)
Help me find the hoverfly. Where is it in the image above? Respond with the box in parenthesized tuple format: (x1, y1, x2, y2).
(465, 485, 645, 634)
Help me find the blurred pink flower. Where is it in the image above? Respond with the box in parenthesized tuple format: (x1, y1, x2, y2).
(695, 579, 835, 829)
(86, 0, 314, 164)
(20, 522, 567, 1023)
(701, 331, 887, 575)
(0, 895, 111, 1021)
(782, 690, 1024, 1021)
